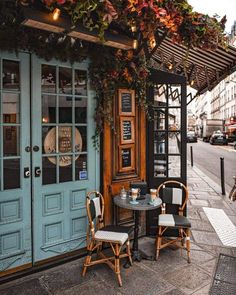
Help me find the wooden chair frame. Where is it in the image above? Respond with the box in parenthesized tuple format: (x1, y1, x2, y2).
(155, 180, 191, 263)
(82, 191, 132, 287)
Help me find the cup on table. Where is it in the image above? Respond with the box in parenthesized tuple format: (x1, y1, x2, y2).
(150, 188, 157, 203)
(131, 188, 140, 202)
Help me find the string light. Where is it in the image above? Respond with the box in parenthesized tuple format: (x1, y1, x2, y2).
(149, 36, 156, 49)
(190, 79, 195, 86)
(168, 63, 173, 70)
(131, 22, 137, 33)
(52, 8, 61, 21)
(133, 39, 138, 50)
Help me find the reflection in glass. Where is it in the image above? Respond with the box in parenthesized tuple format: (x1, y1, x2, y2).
(58, 126, 72, 154)
(59, 157, 72, 182)
(42, 126, 56, 154)
(3, 93, 20, 123)
(2, 60, 20, 90)
(59, 96, 72, 123)
(168, 85, 181, 107)
(76, 126, 86, 152)
(168, 132, 181, 154)
(3, 126, 20, 156)
(42, 95, 56, 123)
(169, 156, 181, 177)
(59, 67, 72, 94)
(42, 157, 56, 185)
(154, 84, 167, 105)
(154, 132, 165, 154)
(4, 159, 20, 189)
(154, 156, 167, 178)
(154, 108, 165, 130)
(168, 108, 180, 131)
(41, 64, 56, 93)
(75, 70, 87, 96)
(75, 97, 87, 123)
(75, 154, 87, 180)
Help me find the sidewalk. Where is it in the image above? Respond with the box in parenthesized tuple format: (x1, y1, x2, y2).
(1, 163, 236, 295)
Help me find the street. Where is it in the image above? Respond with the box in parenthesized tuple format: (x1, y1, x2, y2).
(187, 140, 236, 191)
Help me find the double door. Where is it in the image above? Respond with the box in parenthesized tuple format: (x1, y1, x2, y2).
(0, 52, 99, 273)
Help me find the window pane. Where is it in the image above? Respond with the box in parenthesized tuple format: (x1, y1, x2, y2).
(76, 126, 87, 152)
(2, 60, 20, 90)
(154, 108, 165, 131)
(4, 159, 20, 189)
(3, 126, 20, 156)
(154, 84, 167, 106)
(41, 65, 56, 93)
(169, 156, 181, 177)
(3, 93, 20, 123)
(154, 132, 165, 154)
(168, 85, 181, 107)
(75, 154, 88, 181)
(59, 67, 72, 94)
(75, 70, 87, 96)
(42, 95, 56, 123)
(42, 157, 57, 185)
(59, 96, 72, 123)
(42, 126, 56, 154)
(75, 97, 87, 123)
(154, 156, 167, 178)
(168, 132, 181, 154)
(58, 126, 72, 153)
(59, 157, 72, 182)
(168, 108, 180, 131)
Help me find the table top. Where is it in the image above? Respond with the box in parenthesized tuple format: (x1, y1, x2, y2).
(113, 194, 162, 211)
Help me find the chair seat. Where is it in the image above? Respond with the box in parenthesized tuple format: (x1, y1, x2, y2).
(100, 225, 133, 235)
(158, 214, 191, 228)
(95, 230, 128, 245)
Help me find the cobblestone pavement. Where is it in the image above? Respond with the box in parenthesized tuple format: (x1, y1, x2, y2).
(1, 164, 236, 295)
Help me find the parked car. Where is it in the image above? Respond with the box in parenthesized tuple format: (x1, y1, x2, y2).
(209, 131, 228, 145)
(187, 131, 197, 143)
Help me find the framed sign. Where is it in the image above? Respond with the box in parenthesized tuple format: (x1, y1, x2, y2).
(118, 89, 135, 116)
(120, 117, 134, 144)
(119, 145, 135, 172)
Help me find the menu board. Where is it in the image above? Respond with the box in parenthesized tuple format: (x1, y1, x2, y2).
(121, 92, 132, 113)
(121, 148, 131, 168)
(122, 120, 132, 141)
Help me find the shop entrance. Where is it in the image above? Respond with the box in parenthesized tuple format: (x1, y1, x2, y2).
(146, 70, 187, 236)
(0, 52, 99, 274)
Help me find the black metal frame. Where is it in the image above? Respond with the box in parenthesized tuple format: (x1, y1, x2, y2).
(146, 69, 187, 236)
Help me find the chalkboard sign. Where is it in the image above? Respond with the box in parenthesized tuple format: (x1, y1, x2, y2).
(118, 89, 135, 115)
(121, 148, 131, 168)
(122, 120, 132, 140)
(121, 93, 132, 113)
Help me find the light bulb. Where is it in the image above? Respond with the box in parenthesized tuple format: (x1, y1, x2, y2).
(52, 8, 61, 21)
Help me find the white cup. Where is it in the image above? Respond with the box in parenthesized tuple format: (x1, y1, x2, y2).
(131, 188, 140, 201)
(150, 188, 157, 202)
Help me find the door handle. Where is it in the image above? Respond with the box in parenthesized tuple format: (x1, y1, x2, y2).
(35, 167, 41, 177)
(24, 167, 30, 178)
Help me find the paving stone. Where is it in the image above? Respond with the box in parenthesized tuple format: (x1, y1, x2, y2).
(54, 279, 122, 295)
(191, 230, 222, 247)
(195, 194, 221, 201)
(208, 200, 235, 215)
(189, 219, 214, 232)
(190, 249, 215, 264)
(164, 264, 211, 294)
(187, 208, 201, 220)
(191, 283, 211, 295)
(198, 209, 208, 221)
(159, 288, 185, 295)
(190, 199, 209, 207)
(0, 278, 48, 295)
(197, 258, 218, 275)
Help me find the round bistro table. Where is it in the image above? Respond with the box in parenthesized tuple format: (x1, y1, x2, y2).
(113, 194, 162, 262)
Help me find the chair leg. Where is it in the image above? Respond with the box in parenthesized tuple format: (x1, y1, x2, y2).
(115, 244, 122, 287)
(82, 251, 92, 277)
(186, 228, 191, 263)
(156, 226, 162, 260)
(126, 240, 133, 266)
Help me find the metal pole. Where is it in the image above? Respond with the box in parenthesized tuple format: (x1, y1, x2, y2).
(220, 157, 225, 195)
(190, 146, 193, 167)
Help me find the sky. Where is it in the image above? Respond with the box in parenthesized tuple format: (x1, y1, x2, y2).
(188, 0, 236, 33)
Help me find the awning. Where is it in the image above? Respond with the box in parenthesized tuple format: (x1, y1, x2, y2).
(150, 37, 236, 95)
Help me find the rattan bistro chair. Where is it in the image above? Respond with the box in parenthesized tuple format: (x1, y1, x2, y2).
(155, 181, 191, 263)
(82, 191, 132, 287)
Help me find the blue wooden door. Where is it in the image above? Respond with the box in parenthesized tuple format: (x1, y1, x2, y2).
(31, 56, 99, 262)
(0, 52, 32, 272)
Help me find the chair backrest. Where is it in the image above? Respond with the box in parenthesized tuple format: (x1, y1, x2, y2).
(86, 191, 104, 232)
(157, 180, 188, 212)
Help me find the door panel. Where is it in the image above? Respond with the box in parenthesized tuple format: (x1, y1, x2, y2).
(31, 57, 99, 262)
(0, 52, 31, 273)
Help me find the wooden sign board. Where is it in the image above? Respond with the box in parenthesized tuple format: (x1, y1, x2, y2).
(118, 89, 135, 116)
(120, 117, 134, 144)
(119, 145, 134, 172)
